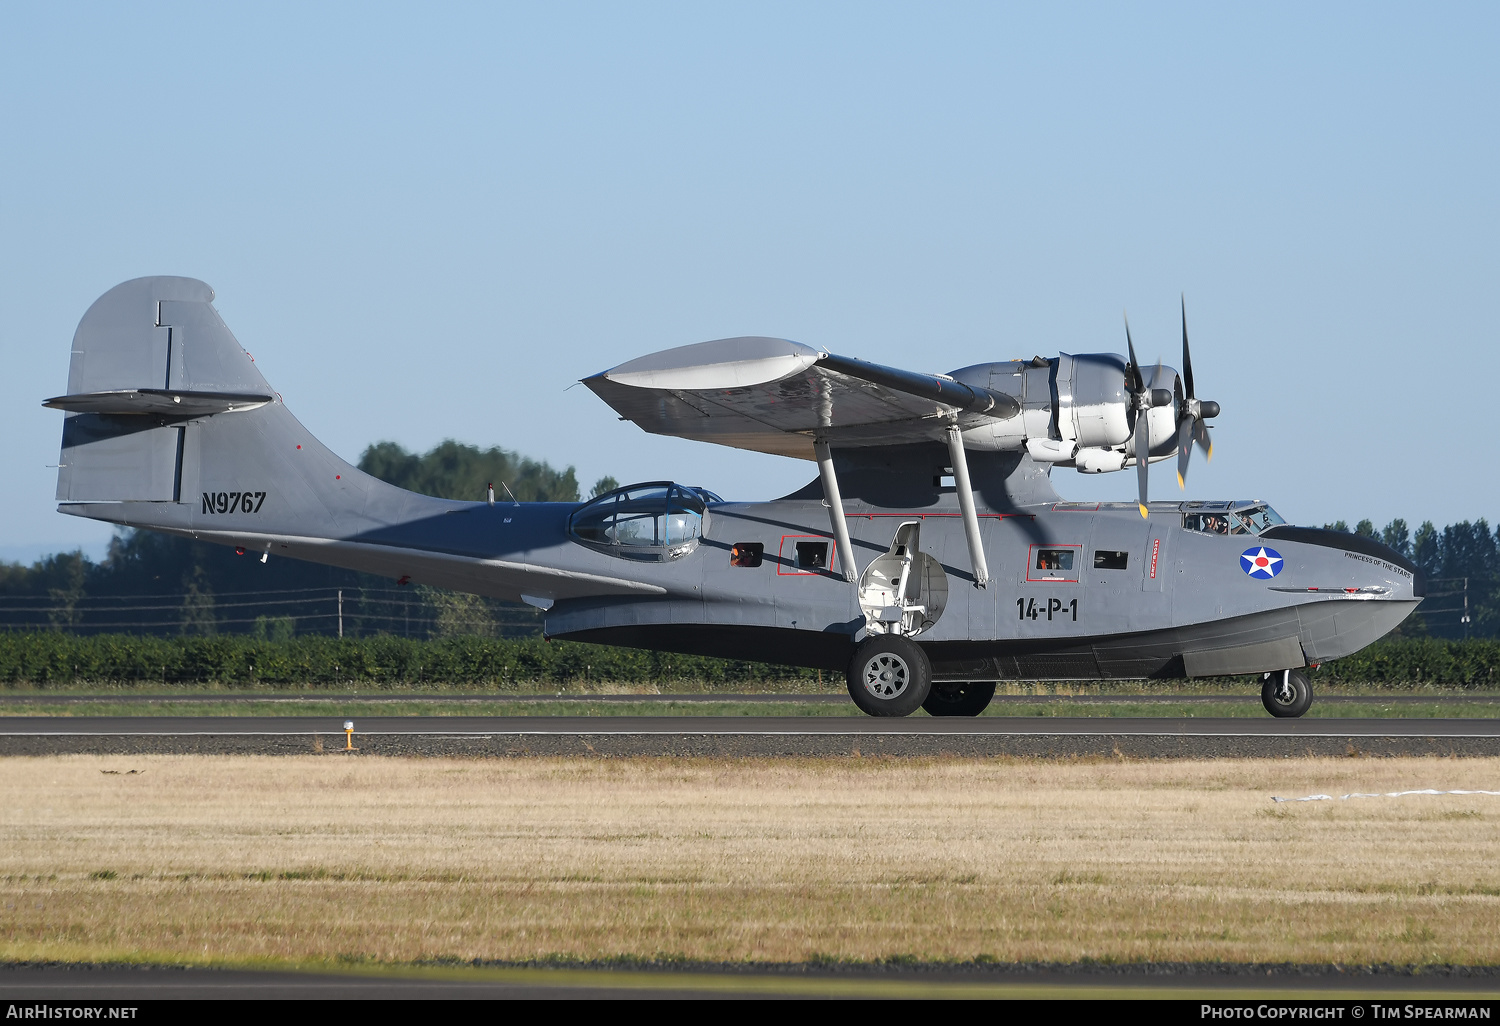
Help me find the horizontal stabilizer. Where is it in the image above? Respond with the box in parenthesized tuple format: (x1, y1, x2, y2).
(43, 389, 273, 417)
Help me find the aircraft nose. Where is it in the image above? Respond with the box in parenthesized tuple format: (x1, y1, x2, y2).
(1260, 525, 1423, 600)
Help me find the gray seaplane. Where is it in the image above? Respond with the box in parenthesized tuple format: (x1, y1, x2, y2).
(46, 277, 1423, 717)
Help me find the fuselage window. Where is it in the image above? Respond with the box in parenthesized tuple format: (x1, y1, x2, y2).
(1037, 548, 1074, 571)
(730, 542, 763, 567)
(1027, 545, 1081, 583)
(1183, 505, 1287, 537)
(795, 541, 829, 569)
(568, 482, 706, 561)
(1093, 550, 1129, 570)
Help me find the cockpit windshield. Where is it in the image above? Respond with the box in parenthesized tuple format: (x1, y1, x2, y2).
(568, 482, 709, 561)
(1183, 505, 1287, 537)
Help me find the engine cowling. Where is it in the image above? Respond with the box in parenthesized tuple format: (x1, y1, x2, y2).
(955, 353, 1138, 458)
(954, 353, 1185, 472)
(1056, 353, 1132, 448)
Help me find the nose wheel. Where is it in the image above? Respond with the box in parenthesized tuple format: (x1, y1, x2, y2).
(847, 635, 932, 717)
(1261, 668, 1313, 718)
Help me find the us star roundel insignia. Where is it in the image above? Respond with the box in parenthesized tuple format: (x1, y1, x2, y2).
(1240, 546, 1283, 579)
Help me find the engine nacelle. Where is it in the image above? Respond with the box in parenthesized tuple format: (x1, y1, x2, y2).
(1131, 404, 1181, 458)
(953, 354, 1179, 472)
(1057, 353, 1132, 448)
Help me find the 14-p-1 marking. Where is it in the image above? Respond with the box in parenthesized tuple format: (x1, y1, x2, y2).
(1017, 596, 1079, 622)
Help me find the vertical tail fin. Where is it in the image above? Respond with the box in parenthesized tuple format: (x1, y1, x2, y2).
(47, 276, 438, 538)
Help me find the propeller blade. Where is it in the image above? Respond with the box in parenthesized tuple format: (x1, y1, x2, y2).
(1194, 418, 1213, 461)
(1176, 416, 1194, 489)
(1124, 316, 1144, 394)
(1135, 413, 1150, 517)
(1180, 295, 1194, 399)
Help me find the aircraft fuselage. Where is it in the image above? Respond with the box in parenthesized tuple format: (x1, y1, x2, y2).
(76, 462, 1419, 684)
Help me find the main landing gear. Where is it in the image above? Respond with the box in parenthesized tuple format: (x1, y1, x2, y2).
(845, 636, 998, 717)
(846, 635, 931, 717)
(923, 681, 997, 717)
(1261, 668, 1313, 718)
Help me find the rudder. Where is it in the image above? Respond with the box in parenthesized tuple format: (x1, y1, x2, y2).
(52, 277, 273, 503)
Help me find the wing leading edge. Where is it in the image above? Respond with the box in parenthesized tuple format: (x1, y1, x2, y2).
(583, 337, 1019, 460)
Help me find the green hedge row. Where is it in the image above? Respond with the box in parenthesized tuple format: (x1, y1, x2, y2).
(1313, 637, 1500, 686)
(0, 633, 820, 688)
(2, 633, 1497, 688)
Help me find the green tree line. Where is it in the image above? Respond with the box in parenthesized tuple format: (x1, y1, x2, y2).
(1320, 517, 1499, 638)
(0, 440, 615, 638)
(4, 436, 1499, 644)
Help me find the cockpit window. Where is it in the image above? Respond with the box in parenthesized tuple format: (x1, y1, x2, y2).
(569, 482, 707, 561)
(1183, 505, 1286, 537)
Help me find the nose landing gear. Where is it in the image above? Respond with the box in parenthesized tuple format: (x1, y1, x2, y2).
(1261, 668, 1313, 718)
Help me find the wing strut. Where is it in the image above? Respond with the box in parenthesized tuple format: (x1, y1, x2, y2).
(945, 424, 990, 587)
(813, 439, 857, 583)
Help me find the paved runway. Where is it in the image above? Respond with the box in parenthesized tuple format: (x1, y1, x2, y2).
(2, 715, 1497, 757)
(3, 962, 1498, 1000)
(3, 692, 1496, 704)
(5, 714, 1500, 734)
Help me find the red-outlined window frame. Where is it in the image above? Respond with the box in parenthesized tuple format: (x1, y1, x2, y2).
(777, 534, 837, 576)
(1025, 543, 1083, 583)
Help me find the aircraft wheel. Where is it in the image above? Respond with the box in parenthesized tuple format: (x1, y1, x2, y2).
(1261, 668, 1313, 718)
(847, 635, 931, 717)
(922, 681, 996, 717)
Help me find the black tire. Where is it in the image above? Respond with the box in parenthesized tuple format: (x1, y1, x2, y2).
(922, 681, 997, 717)
(846, 635, 932, 717)
(1261, 668, 1313, 718)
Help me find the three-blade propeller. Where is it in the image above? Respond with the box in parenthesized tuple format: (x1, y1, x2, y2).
(1173, 297, 1219, 490)
(1124, 299, 1219, 518)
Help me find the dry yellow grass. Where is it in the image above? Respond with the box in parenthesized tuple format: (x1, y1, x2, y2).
(1, 755, 1497, 966)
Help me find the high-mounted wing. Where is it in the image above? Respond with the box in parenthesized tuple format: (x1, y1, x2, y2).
(583, 337, 1019, 460)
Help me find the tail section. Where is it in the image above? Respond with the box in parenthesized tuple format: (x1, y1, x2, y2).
(48, 276, 442, 538)
(43, 277, 669, 604)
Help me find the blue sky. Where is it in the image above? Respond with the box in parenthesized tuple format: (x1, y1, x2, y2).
(3, 3, 1496, 562)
